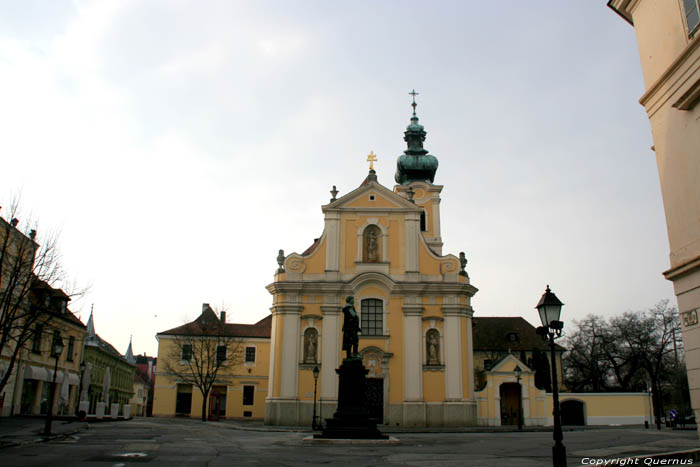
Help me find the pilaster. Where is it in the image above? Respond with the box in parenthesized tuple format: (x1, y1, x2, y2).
(403, 297, 423, 400)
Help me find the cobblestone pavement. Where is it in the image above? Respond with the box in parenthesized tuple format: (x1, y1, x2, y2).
(1, 417, 698, 467)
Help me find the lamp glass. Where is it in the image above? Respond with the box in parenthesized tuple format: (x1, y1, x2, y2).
(312, 365, 319, 379)
(53, 338, 64, 357)
(513, 365, 522, 379)
(537, 303, 562, 328)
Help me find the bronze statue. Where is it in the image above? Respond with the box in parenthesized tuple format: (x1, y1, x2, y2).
(341, 296, 361, 358)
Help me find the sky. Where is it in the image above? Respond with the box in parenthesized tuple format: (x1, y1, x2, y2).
(0, 1, 673, 357)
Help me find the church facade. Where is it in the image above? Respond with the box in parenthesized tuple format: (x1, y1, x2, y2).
(265, 99, 479, 427)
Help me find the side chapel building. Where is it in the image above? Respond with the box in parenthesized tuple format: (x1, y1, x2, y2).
(265, 99, 479, 427)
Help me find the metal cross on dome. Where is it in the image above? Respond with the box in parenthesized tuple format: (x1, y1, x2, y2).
(367, 151, 378, 171)
(409, 89, 419, 114)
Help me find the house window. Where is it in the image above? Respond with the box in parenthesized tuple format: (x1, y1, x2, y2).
(32, 324, 43, 353)
(420, 211, 427, 231)
(181, 344, 193, 361)
(684, 0, 700, 36)
(360, 298, 383, 336)
(243, 385, 255, 406)
(245, 347, 256, 363)
(66, 336, 75, 361)
(175, 384, 192, 414)
(216, 345, 226, 363)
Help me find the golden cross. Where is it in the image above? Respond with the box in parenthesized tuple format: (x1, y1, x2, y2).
(367, 151, 378, 171)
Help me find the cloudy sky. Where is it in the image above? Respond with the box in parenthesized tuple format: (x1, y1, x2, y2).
(1, 1, 671, 357)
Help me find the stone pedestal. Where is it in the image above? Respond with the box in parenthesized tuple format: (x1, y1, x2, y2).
(316, 358, 387, 439)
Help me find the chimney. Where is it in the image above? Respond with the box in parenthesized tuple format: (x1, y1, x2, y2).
(220, 311, 226, 323)
(29, 229, 37, 240)
(11, 218, 18, 227)
(202, 303, 210, 313)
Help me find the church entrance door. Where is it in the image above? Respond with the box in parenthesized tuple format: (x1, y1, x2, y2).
(499, 383, 521, 426)
(364, 378, 384, 423)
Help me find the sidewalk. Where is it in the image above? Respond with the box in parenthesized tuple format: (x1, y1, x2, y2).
(0, 416, 88, 449)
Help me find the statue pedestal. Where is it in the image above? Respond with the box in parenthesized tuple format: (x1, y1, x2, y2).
(316, 358, 387, 439)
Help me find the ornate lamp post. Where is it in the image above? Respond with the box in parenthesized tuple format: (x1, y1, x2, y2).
(535, 285, 566, 467)
(312, 365, 320, 430)
(514, 364, 523, 431)
(44, 335, 64, 436)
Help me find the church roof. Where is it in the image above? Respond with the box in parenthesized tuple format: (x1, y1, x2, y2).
(472, 317, 565, 352)
(158, 306, 271, 338)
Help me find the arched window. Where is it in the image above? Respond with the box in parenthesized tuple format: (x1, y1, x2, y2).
(363, 225, 381, 263)
(361, 299, 383, 336)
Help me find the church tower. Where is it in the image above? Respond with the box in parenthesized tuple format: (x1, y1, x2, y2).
(265, 93, 478, 427)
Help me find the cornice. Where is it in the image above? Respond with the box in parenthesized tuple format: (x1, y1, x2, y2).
(663, 253, 700, 281)
(639, 35, 700, 114)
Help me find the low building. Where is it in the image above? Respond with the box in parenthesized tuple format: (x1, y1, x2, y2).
(153, 304, 270, 420)
(472, 317, 565, 394)
(81, 309, 136, 415)
(135, 354, 156, 416)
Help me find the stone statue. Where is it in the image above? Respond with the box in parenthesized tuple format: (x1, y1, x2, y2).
(341, 296, 361, 359)
(367, 230, 378, 262)
(304, 328, 317, 363)
(427, 330, 440, 365)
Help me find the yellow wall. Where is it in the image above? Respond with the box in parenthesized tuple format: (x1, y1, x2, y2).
(153, 336, 270, 420)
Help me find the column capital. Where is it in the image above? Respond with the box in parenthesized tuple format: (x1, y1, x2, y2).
(402, 305, 424, 316)
(320, 305, 341, 315)
(271, 305, 303, 315)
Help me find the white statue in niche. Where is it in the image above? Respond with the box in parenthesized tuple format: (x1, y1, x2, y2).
(427, 329, 440, 365)
(304, 328, 318, 363)
(363, 225, 381, 263)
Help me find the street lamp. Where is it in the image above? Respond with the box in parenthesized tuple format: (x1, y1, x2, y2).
(514, 365, 523, 431)
(535, 285, 566, 467)
(44, 335, 64, 437)
(312, 365, 320, 430)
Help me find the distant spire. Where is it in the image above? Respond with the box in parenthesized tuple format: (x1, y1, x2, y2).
(125, 335, 136, 364)
(86, 304, 95, 337)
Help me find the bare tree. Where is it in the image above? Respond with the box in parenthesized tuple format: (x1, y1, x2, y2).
(0, 201, 65, 397)
(563, 301, 683, 428)
(163, 308, 243, 421)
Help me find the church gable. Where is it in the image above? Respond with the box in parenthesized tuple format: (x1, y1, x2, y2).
(325, 180, 419, 213)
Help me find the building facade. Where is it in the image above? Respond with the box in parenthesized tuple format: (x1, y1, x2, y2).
(608, 0, 700, 428)
(5, 279, 86, 417)
(153, 304, 271, 420)
(82, 310, 136, 415)
(265, 102, 478, 427)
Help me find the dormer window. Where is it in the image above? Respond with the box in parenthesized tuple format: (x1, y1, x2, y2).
(506, 332, 519, 343)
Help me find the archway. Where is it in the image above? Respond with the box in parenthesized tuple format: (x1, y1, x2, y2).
(561, 399, 585, 425)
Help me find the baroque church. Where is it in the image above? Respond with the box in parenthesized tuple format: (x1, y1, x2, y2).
(265, 96, 479, 427)
(152, 94, 650, 428)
